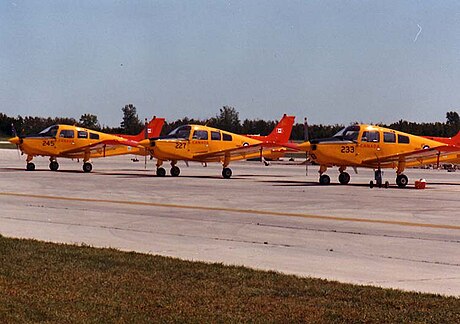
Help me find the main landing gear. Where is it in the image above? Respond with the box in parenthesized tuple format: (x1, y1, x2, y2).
(396, 174, 409, 188)
(317, 165, 410, 188)
(222, 167, 232, 179)
(49, 161, 59, 171)
(26, 162, 35, 171)
(49, 157, 59, 171)
(83, 162, 92, 173)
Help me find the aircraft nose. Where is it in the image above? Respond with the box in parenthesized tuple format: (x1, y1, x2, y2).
(298, 141, 312, 152)
(9, 136, 21, 145)
(138, 139, 151, 147)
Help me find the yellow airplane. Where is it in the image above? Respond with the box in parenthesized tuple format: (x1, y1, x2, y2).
(293, 124, 458, 188)
(138, 114, 295, 178)
(8, 117, 164, 172)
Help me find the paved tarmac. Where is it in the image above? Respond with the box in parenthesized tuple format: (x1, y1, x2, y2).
(0, 149, 459, 296)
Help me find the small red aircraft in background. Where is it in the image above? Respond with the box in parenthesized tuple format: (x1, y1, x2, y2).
(244, 114, 295, 163)
(116, 116, 164, 142)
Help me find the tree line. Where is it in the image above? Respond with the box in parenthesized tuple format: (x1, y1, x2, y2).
(1, 104, 459, 141)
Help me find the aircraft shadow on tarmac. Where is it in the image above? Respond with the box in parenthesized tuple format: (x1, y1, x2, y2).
(259, 179, 436, 189)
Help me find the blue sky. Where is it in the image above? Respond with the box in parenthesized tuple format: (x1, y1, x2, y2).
(1, 1, 460, 127)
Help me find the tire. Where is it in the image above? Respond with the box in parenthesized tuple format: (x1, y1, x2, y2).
(384, 181, 390, 188)
(26, 162, 35, 171)
(396, 174, 408, 188)
(369, 180, 374, 188)
(170, 166, 180, 177)
(49, 161, 59, 171)
(222, 167, 232, 179)
(83, 162, 92, 173)
(338, 172, 350, 185)
(156, 167, 166, 177)
(319, 174, 330, 185)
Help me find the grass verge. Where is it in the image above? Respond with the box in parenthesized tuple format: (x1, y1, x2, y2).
(0, 235, 458, 323)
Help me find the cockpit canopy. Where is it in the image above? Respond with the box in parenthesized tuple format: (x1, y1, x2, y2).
(37, 125, 59, 137)
(167, 125, 191, 139)
(333, 125, 360, 142)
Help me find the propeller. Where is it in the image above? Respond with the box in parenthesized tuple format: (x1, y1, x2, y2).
(11, 123, 22, 158)
(144, 118, 148, 170)
(304, 117, 309, 176)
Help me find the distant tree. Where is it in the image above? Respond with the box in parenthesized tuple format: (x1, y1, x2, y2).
(208, 106, 241, 133)
(120, 104, 143, 134)
(0, 113, 17, 136)
(79, 114, 100, 130)
(446, 111, 460, 136)
(446, 111, 459, 125)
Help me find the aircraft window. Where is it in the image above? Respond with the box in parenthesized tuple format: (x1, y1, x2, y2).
(211, 131, 221, 140)
(78, 131, 88, 139)
(223, 133, 232, 141)
(398, 134, 410, 144)
(383, 132, 396, 143)
(192, 130, 208, 140)
(361, 131, 380, 142)
(38, 125, 59, 137)
(334, 126, 360, 141)
(168, 126, 191, 139)
(59, 130, 74, 138)
(90, 133, 99, 140)
(361, 131, 380, 143)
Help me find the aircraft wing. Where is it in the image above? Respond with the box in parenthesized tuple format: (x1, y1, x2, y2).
(192, 143, 283, 161)
(59, 138, 139, 155)
(361, 145, 460, 166)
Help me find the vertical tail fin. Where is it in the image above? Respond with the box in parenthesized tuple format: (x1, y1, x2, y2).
(145, 116, 165, 138)
(264, 114, 295, 143)
(449, 131, 460, 146)
(117, 116, 165, 141)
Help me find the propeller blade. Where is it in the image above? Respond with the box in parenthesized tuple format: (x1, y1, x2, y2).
(11, 123, 17, 137)
(304, 117, 309, 176)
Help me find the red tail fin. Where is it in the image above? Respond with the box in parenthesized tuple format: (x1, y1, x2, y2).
(118, 117, 165, 141)
(451, 131, 460, 146)
(247, 114, 295, 143)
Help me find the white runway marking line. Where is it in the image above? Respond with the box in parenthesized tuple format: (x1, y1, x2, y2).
(1, 191, 460, 231)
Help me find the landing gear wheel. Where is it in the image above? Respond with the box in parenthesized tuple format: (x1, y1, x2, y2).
(170, 166, 180, 177)
(369, 181, 374, 188)
(319, 174, 331, 185)
(396, 174, 408, 188)
(83, 162, 92, 173)
(338, 172, 350, 185)
(222, 167, 232, 179)
(384, 181, 390, 188)
(156, 167, 166, 177)
(49, 161, 59, 171)
(26, 162, 35, 171)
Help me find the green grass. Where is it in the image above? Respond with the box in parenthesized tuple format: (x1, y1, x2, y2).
(0, 235, 458, 323)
